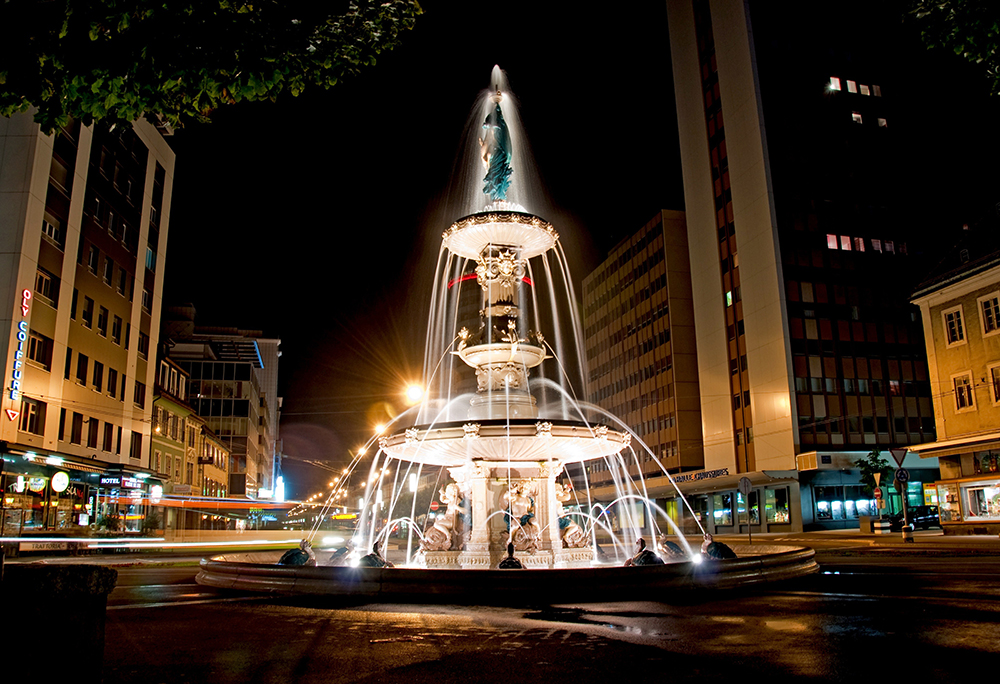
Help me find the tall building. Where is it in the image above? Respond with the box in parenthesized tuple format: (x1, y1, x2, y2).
(911, 230, 1000, 533)
(666, 0, 938, 531)
(582, 211, 709, 531)
(162, 305, 281, 499)
(1, 113, 173, 536)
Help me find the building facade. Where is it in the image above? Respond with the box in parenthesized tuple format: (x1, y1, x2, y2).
(1, 113, 173, 541)
(666, 0, 938, 531)
(150, 356, 232, 533)
(162, 306, 281, 500)
(912, 242, 1000, 533)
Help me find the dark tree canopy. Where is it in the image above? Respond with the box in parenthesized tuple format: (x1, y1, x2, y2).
(908, 0, 1000, 95)
(0, 0, 422, 133)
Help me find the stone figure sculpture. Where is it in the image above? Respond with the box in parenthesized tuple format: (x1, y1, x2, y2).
(623, 537, 664, 566)
(503, 481, 540, 553)
(554, 482, 588, 548)
(421, 482, 466, 551)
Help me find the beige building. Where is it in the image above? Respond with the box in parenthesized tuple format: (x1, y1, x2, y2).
(1, 113, 173, 536)
(582, 210, 707, 531)
(912, 247, 1000, 533)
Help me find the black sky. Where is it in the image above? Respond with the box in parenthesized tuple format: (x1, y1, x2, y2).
(161, 2, 1000, 498)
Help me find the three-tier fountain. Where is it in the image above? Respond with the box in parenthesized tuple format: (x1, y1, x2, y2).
(197, 68, 818, 599)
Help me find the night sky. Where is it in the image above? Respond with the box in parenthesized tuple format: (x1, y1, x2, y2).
(161, 2, 1000, 499)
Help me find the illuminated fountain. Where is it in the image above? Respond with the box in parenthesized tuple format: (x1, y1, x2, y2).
(197, 68, 817, 598)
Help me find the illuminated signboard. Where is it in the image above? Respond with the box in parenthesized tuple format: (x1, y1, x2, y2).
(100, 475, 143, 489)
(51, 471, 69, 492)
(9, 289, 31, 401)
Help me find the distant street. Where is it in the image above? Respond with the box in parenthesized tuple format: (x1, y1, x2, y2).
(100, 542, 1000, 683)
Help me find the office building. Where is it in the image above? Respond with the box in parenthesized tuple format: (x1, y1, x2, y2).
(666, 0, 938, 531)
(163, 305, 281, 500)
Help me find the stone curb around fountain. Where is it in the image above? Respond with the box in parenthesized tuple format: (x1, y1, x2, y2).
(196, 545, 818, 604)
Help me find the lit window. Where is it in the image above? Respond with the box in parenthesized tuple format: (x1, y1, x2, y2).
(980, 293, 1000, 335)
(851, 112, 863, 124)
(41, 214, 63, 246)
(953, 373, 975, 411)
(943, 307, 966, 346)
(872, 239, 882, 253)
(885, 241, 895, 254)
(829, 77, 842, 91)
(873, 85, 882, 96)
(726, 290, 733, 307)
(860, 84, 870, 96)
(840, 235, 852, 251)
(827, 234, 839, 249)
(878, 118, 887, 128)
(847, 80, 857, 93)
(853, 237, 865, 252)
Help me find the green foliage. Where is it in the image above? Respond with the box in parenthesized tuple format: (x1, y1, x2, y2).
(907, 1, 1000, 95)
(0, 0, 422, 133)
(97, 512, 121, 532)
(141, 510, 162, 535)
(855, 449, 893, 497)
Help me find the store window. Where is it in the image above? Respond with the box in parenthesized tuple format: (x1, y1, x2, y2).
(737, 491, 759, 525)
(712, 493, 733, 526)
(960, 479, 1000, 521)
(937, 483, 960, 522)
(815, 486, 845, 520)
(765, 488, 791, 523)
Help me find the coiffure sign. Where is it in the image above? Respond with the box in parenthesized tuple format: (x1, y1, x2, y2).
(9, 289, 31, 401)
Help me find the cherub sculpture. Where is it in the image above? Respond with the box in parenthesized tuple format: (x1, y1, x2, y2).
(421, 482, 465, 552)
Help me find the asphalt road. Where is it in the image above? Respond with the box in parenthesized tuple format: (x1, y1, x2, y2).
(101, 548, 1000, 683)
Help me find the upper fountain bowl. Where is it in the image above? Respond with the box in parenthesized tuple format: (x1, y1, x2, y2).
(443, 210, 558, 261)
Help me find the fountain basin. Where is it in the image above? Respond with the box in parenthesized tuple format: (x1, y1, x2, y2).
(456, 342, 548, 369)
(196, 545, 818, 603)
(443, 211, 558, 260)
(380, 419, 631, 466)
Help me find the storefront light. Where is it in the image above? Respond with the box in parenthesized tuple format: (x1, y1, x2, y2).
(51, 471, 69, 492)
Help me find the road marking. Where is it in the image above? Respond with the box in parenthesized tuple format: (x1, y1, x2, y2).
(108, 595, 268, 610)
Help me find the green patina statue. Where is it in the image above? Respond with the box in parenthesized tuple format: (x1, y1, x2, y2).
(480, 99, 512, 201)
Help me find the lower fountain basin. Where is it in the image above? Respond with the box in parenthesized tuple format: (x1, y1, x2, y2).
(196, 545, 818, 603)
(380, 418, 631, 466)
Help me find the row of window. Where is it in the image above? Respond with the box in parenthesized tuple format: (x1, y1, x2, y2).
(850, 112, 887, 127)
(952, 366, 1000, 413)
(69, 288, 149, 358)
(942, 294, 1000, 346)
(829, 77, 882, 96)
(65, 347, 145, 408)
(16, 396, 142, 459)
(825, 234, 907, 255)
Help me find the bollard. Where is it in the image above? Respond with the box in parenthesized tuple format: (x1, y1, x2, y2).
(901, 524, 914, 542)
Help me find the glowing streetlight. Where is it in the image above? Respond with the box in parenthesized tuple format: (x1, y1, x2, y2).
(405, 384, 424, 404)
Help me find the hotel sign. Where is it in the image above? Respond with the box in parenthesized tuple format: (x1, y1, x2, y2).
(100, 475, 143, 489)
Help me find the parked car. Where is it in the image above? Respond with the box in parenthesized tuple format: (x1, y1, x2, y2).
(889, 505, 940, 531)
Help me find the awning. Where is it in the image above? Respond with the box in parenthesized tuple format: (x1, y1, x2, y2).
(583, 469, 799, 500)
(909, 432, 1000, 459)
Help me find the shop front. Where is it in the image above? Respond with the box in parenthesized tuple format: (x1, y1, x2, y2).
(1, 453, 98, 542)
(94, 472, 159, 534)
(673, 469, 802, 535)
(936, 475, 1000, 534)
